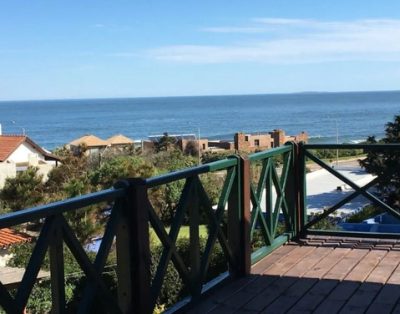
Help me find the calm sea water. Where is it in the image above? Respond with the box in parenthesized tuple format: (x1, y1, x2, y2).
(0, 91, 399, 150)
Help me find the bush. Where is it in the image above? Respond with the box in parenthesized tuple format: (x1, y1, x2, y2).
(151, 236, 227, 309)
(346, 205, 383, 223)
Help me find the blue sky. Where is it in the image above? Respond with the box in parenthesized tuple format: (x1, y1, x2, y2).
(1, 0, 400, 100)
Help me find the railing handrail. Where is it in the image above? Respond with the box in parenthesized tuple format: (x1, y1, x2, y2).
(0, 187, 125, 229)
(248, 145, 292, 161)
(145, 157, 238, 187)
(4, 141, 400, 313)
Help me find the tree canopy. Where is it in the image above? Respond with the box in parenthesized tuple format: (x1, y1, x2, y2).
(360, 115, 400, 208)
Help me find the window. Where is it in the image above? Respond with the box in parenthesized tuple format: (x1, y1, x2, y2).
(202, 144, 206, 149)
(254, 139, 260, 146)
(245, 136, 249, 141)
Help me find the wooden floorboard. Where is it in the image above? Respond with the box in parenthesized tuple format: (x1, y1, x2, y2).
(187, 237, 400, 314)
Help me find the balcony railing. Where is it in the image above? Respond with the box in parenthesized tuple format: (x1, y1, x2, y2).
(0, 143, 399, 313)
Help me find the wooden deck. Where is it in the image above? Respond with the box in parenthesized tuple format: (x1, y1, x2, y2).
(187, 236, 400, 314)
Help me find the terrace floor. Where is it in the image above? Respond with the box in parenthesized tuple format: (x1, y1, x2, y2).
(187, 236, 400, 314)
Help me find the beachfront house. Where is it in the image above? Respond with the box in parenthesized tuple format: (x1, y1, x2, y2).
(106, 134, 134, 151)
(68, 134, 109, 156)
(0, 135, 60, 188)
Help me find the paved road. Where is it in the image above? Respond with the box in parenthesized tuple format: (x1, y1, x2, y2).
(306, 162, 375, 216)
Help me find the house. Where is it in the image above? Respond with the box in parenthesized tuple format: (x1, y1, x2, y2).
(0, 228, 49, 289)
(0, 228, 31, 267)
(234, 129, 308, 153)
(68, 134, 109, 156)
(106, 134, 134, 150)
(0, 135, 60, 188)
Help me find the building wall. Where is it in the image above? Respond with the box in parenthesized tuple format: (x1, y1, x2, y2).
(208, 141, 234, 150)
(7, 142, 45, 164)
(0, 163, 16, 189)
(0, 248, 13, 267)
(270, 129, 286, 147)
(235, 132, 273, 152)
(142, 140, 155, 152)
(37, 163, 54, 181)
(179, 139, 209, 153)
(234, 130, 308, 153)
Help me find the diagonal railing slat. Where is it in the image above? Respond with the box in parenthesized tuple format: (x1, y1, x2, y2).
(78, 201, 121, 314)
(248, 144, 298, 263)
(16, 216, 56, 309)
(301, 143, 400, 237)
(60, 216, 122, 313)
(5, 142, 400, 313)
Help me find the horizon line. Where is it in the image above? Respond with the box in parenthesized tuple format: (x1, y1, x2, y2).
(1, 88, 400, 103)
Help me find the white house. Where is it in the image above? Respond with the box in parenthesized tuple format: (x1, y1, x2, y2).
(0, 135, 60, 188)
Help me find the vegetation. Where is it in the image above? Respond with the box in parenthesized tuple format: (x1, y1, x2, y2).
(346, 205, 383, 223)
(0, 143, 228, 312)
(308, 148, 364, 161)
(0, 167, 44, 212)
(360, 115, 400, 209)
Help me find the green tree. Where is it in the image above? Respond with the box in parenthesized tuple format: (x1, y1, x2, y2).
(90, 155, 156, 189)
(360, 115, 400, 208)
(0, 167, 44, 211)
(46, 147, 90, 196)
(153, 133, 178, 152)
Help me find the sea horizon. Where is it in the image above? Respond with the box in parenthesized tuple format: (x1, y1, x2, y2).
(1, 89, 399, 150)
(1, 88, 399, 104)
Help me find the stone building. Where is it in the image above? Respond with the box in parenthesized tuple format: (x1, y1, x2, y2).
(234, 129, 308, 153)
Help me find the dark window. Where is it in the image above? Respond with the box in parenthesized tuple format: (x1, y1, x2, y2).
(245, 136, 249, 141)
(202, 144, 206, 149)
(254, 139, 260, 146)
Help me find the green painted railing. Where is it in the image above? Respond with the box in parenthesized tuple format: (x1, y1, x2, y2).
(0, 156, 250, 314)
(0, 188, 126, 314)
(248, 143, 298, 264)
(2, 143, 399, 313)
(300, 143, 400, 238)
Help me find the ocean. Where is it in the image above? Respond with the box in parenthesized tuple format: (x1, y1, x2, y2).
(0, 90, 399, 150)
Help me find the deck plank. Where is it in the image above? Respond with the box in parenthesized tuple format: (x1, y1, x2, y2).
(287, 279, 339, 313)
(365, 262, 400, 314)
(344, 249, 387, 282)
(251, 244, 297, 274)
(339, 282, 382, 314)
(284, 247, 332, 277)
(259, 277, 317, 313)
(263, 246, 316, 276)
(188, 237, 400, 314)
(365, 250, 400, 284)
(323, 249, 368, 280)
(314, 281, 360, 314)
(302, 247, 351, 279)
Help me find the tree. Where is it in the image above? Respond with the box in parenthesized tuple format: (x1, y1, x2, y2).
(360, 115, 400, 208)
(90, 156, 156, 189)
(184, 140, 198, 156)
(0, 167, 44, 211)
(153, 133, 177, 152)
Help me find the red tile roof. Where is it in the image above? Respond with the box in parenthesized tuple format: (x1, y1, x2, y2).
(0, 228, 31, 248)
(0, 135, 59, 162)
(0, 135, 25, 162)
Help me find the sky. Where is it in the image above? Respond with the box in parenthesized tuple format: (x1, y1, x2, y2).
(1, 0, 400, 100)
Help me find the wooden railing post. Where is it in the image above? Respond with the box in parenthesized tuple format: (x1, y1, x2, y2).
(228, 155, 251, 276)
(115, 179, 152, 314)
(284, 142, 298, 237)
(297, 142, 308, 236)
(49, 215, 65, 313)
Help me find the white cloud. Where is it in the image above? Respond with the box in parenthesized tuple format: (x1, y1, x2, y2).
(148, 18, 400, 64)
